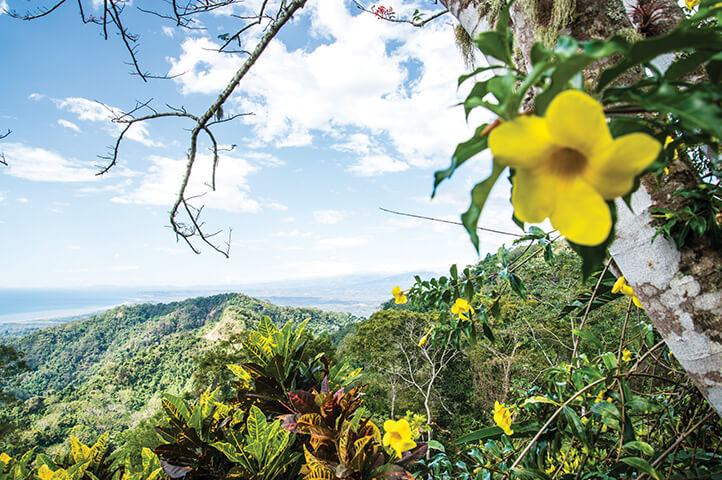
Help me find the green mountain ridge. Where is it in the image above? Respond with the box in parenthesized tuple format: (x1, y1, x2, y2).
(3, 292, 359, 453)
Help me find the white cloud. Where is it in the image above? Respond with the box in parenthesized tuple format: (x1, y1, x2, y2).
(0, 0, 8, 14)
(0, 192, 3, 202)
(46, 96, 160, 147)
(314, 236, 368, 250)
(313, 209, 348, 224)
(17, 197, 29, 203)
(266, 202, 288, 211)
(1, 142, 99, 182)
(162, 26, 174, 38)
(112, 152, 262, 213)
(167, 0, 483, 169)
(348, 154, 408, 176)
(57, 119, 81, 133)
(332, 133, 373, 155)
(281, 216, 296, 223)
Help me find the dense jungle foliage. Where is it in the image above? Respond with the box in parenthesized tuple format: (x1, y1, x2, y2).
(2, 242, 720, 479)
(0, 293, 359, 455)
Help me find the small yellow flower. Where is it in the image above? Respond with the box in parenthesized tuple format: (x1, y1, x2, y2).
(493, 401, 514, 435)
(451, 298, 474, 320)
(391, 286, 407, 305)
(686, 0, 699, 8)
(0, 452, 10, 465)
(383, 419, 417, 458)
(489, 90, 660, 246)
(612, 276, 644, 309)
(622, 349, 633, 362)
(418, 330, 431, 347)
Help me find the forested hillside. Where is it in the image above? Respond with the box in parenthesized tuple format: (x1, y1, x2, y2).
(2, 243, 721, 479)
(1, 293, 358, 454)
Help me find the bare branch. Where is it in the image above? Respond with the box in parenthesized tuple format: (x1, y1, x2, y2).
(0, 129, 10, 166)
(351, 0, 448, 27)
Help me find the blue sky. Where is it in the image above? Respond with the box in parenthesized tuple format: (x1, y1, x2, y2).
(0, 0, 521, 289)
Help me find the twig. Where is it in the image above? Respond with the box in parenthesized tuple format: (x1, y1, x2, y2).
(379, 207, 524, 237)
(571, 258, 613, 359)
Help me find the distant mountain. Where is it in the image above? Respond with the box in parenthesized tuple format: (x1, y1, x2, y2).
(2, 292, 360, 454)
(0, 271, 439, 335)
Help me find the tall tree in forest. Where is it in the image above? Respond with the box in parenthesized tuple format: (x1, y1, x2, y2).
(437, 0, 722, 416)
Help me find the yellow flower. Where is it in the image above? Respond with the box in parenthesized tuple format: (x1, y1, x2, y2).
(622, 348, 633, 362)
(451, 298, 474, 320)
(383, 419, 417, 458)
(686, 0, 699, 8)
(391, 286, 407, 305)
(418, 330, 431, 347)
(489, 90, 660, 246)
(0, 452, 10, 465)
(493, 401, 514, 435)
(612, 276, 644, 309)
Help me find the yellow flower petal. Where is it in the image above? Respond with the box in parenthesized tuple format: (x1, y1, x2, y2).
(545, 90, 612, 157)
(621, 285, 635, 298)
(612, 276, 626, 294)
(585, 133, 660, 199)
(511, 168, 558, 223)
(391, 286, 408, 304)
(549, 177, 611, 245)
(632, 296, 644, 309)
(489, 116, 555, 169)
(383, 419, 417, 458)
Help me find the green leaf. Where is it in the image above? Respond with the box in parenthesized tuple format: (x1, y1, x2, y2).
(247, 405, 267, 442)
(161, 394, 191, 426)
(598, 27, 722, 90)
(620, 457, 660, 480)
(562, 406, 590, 449)
(623, 441, 655, 456)
(572, 328, 603, 349)
(602, 352, 618, 373)
(473, 3, 513, 66)
(457, 426, 503, 444)
(523, 396, 560, 406)
(257, 316, 278, 338)
(433, 124, 488, 196)
(508, 273, 526, 299)
(427, 440, 445, 452)
(462, 162, 506, 252)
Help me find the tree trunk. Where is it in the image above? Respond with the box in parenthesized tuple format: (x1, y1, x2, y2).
(441, 0, 722, 417)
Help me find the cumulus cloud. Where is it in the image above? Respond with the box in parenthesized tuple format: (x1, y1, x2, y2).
(166, 0, 484, 172)
(30, 95, 161, 147)
(1, 142, 99, 182)
(348, 154, 408, 176)
(112, 152, 263, 213)
(313, 209, 348, 224)
(57, 119, 81, 132)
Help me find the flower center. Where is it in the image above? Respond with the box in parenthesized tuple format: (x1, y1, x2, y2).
(550, 147, 587, 178)
(389, 431, 402, 443)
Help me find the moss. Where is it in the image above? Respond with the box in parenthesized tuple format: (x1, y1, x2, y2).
(617, 27, 643, 43)
(605, 0, 628, 24)
(519, 0, 577, 47)
(454, 24, 476, 69)
(482, 0, 507, 24)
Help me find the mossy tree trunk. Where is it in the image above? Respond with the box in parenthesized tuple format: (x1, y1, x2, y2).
(441, 0, 722, 418)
